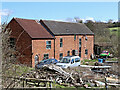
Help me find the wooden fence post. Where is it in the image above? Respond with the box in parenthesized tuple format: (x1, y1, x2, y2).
(23, 79, 24, 87)
(50, 77, 52, 88)
(105, 75, 108, 90)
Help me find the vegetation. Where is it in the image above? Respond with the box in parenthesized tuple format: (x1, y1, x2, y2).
(106, 57, 118, 61)
(84, 20, 119, 57)
(4, 64, 34, 76)
(81, 57, 118, 66)
(81, 59, 98, 65)
(1, 16, 119, 89)
(1, 20, 34, 88)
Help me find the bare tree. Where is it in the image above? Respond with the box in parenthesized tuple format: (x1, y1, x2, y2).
(1, 20, 33, 89)
(1, 23, 18, 88)
(0, 24, 2, 89)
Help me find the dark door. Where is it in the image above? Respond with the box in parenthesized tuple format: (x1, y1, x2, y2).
(72, 50, 75, 56)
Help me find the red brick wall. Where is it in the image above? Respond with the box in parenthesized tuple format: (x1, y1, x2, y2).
(82, 35, 94, 60)
(8, 19, 94, 67)
(32, 39, 54, 67)
(55, 35, 77, 59)
(32, 35, 94, 67)
(8, 19, 32, 66)
(54, 35, 94, 60)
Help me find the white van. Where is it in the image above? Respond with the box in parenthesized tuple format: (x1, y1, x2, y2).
(56, 56, 81, 68)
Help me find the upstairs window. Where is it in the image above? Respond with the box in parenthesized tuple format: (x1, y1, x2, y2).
(74, 34, 76, 40)
(46, 41, 51, 49)
(79, 38, 81, 47)
(60, 38, 63, 47)
(85, 36, 88, 41)
(85, 49, 88, 55)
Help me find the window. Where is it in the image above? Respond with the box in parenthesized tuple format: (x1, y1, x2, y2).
(75, 58, 80, 62)
(67, 51, 70, 56)
(35, 54, 39, 65)
(10, 38, 16, 48)
(74, 34, 76, 40)
(59, 53, 63, 60)
(79, 38, 81, 47)
(60, 58, 70, 63)
(71, 59, 74, 63)
(44, 54, 49, 59)
(85, 36, 88, 41)
(46, 41, 51, 49)
(85, 49, 88, 55)
(60, 38, 63, 47)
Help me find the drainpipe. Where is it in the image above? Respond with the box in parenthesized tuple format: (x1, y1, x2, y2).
(54, 38, 55, 59)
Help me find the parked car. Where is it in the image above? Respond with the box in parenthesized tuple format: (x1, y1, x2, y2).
(35, 59, 59, 69)
(56, 56, 81, 69)
(100, 50, 113, 58)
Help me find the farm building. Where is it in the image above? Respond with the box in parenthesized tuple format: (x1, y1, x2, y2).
(7, 18, 94, 67)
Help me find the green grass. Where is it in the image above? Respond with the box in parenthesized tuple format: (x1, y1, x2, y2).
(106, 57, 118, 61)
(81, 58, 118, 66)
(15, 64, 35, 76)
(4, 64, 35, 77)
(109, 27, 118, 31)
(81, 59, 98, 65)
(55, 83, 76, 88)
(108, 27, 119, 36)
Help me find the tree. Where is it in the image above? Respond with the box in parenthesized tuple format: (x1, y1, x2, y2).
(1, 19, 33, 89)
(1, 23, 19, 88)
(108, 19, 113, 23)
(74, 17, 83, 23)
(84, 20, 119, 56)
(84, 20, 95, 32)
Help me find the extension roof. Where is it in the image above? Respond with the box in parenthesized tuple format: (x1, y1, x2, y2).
(41, 20, 94, 35)
(13, 18, 54, 39)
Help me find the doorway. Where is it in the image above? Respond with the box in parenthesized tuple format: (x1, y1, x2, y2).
(72, 50, 75, 56)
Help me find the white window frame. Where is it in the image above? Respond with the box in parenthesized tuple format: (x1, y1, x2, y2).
(46, 41, 51, 49)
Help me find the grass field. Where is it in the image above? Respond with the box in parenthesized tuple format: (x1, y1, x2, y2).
(81, 59, 98, 65)
(108, 27, 119, 36)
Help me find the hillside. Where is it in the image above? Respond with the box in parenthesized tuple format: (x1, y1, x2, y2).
(108, 27, 119, 36)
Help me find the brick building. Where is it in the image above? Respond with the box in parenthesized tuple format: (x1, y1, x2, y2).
(7, 18, 94, 67)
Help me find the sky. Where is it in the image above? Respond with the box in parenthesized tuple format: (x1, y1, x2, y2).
(1, 2, 118, 23)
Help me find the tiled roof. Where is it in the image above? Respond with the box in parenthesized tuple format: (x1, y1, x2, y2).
(41, 20, 94, 35)
(14, 18, 54, 39)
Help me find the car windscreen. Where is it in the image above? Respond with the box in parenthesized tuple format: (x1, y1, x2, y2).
(60, 58, 70, 63)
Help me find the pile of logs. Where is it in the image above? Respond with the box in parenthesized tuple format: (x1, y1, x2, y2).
(21, 64, 96, 87)
(7, 64, 119, 88)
